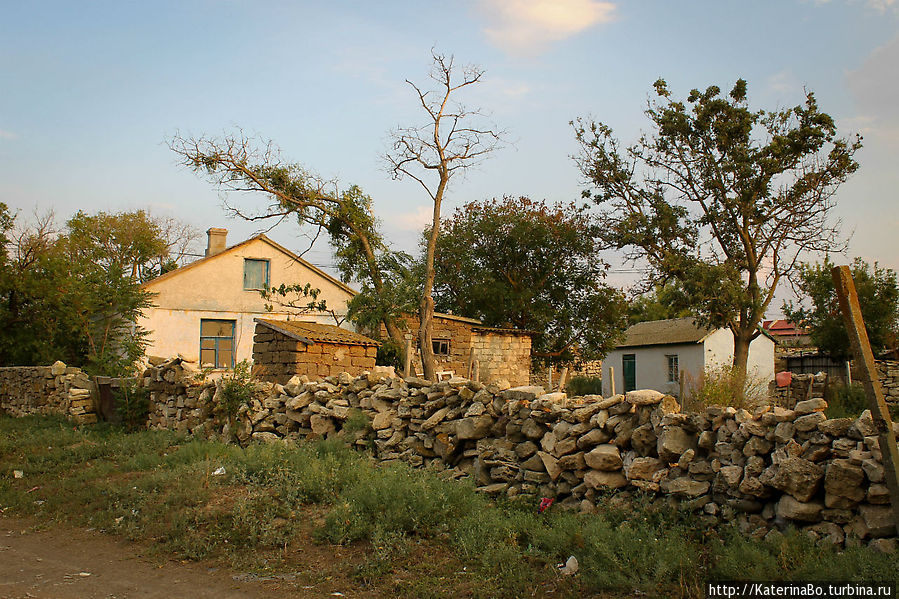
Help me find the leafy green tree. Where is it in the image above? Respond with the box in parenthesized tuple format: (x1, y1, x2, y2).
(784, 257, 899, 359)
(432, 196, 627, 365)
(0, 209, 183, 375)
(574, 79, 861, 378)
(627, 283, 693, 325)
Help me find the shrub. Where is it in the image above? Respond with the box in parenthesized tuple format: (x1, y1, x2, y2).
(565, 374, 603, 396)
(683, 364, 766, 410)
(375, 338, 404, 370)
(217, 360, 255, 421)
(114, 380, 150, 431)
(825, 382, 868, 419)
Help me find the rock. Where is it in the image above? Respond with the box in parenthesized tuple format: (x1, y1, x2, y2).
(584, 469, 628, 489)
(794, 412, 826, 432)
(251, 431, 281, 443)
(861, 458, 885, 483)
(50, 361, 66, 376)
(625, 457, 664, 481)
(852, 410, 877, 438)
(537, 451, 562, 481)
(464, 402, 486, 417)
(657, 426, 697, 462)
(805, 522, 844, 545)
(456, 415, 493, 440)
(372, 410, 396, 431)
(630, 423, 657, 456)
(768, 457, 824, 503)
(585, 444, 623, 471)
(309, 414, 335, 436)
(817, 418, 853, 437)
(776, 495, 823, 522)
(718, 466, 743, 487)
(537, 392, 567, 404)
(824, 459, 866, 507)
(773, 422, 795, 444)
(794, 398, 827, 414)
(661, 477, 710, 497)
(522, 454, 545, 471)
(859, 504, 897, 538)
(540, 432, 557, 454)
(422, 407, 450, 430)
(869, 538, 898, 553)
(502, 386, 546, 402)
(577, 428, 611, 450)
(625, 389, 665, 406)
(521, 419, 544, 440)
(867, 484, 891, 505)
(515, 441, 538, 459)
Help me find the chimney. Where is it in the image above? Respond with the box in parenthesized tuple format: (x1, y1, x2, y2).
(205, 228, 228, 257)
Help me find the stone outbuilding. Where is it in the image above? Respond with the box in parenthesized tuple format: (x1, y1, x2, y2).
(391, 312, 534, 387)
(251, 319, 380, 384)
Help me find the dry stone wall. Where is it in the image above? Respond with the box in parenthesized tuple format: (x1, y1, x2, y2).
(143, 357, 898, 550)
(0, 361, 98, 424)
(877, 361, 899, 404)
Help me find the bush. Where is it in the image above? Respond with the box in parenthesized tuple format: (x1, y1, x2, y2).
(565, 375, 603, 396)
(825, 382, 868, 419)
(217, 360, 254, 421)
(375, 338, 404, 370)
(114, 380, 150, 431)
(683, 364, 766, 410)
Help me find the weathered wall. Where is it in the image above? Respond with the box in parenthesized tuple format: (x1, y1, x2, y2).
(471, 330, 531, 387)
(0, 361, 98, 424)
(142, 358, 898, 550)
(251, 326, 377, 384)
(877, 361, 899, 404)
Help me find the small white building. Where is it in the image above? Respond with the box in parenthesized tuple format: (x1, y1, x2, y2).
(601, 317, 775, 397)
(138, 228, 357, 368)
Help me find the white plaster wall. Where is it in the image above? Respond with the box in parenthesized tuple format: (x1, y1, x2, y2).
(602, 344, 704, 397)
(703, 328, 775, 385)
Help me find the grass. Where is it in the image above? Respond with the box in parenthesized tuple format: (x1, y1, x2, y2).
(1, 415, 898, 598)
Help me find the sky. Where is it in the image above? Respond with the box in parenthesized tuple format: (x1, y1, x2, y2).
(1, 0, 897, 317)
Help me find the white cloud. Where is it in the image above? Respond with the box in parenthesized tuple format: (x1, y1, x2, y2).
(766, 69, 800, 94)
(394, 205, 434, 232)
(477, 0, 616, 57)
(0, 129, 18, 140)
(846, 33, 899, 142)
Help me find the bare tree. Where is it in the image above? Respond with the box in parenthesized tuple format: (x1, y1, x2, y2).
(385, 51, 503, 380)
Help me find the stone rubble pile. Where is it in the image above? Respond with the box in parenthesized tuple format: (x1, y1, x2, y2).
(142, 358, 898, 551)
(0, 361, 97, 424)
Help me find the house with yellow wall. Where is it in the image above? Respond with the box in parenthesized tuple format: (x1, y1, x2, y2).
(139, 228, 357, 368)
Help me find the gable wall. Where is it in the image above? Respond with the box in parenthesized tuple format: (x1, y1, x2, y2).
(138, 238, 356, 365)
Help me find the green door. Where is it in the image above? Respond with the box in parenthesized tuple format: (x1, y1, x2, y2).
(622, 354, 636, 392)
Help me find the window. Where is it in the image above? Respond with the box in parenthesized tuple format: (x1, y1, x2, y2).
(200, 319, 235, 368)
(666, 354, 679, 383)
(432, 339, 450, 356)
(243, 258, 270, 290)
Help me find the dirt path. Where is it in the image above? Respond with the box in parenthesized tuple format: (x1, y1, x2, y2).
(0, 516, 363, 599)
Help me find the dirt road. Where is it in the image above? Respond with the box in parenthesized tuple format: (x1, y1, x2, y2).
(0, 516, 360, 599)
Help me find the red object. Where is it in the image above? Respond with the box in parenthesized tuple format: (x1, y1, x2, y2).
(538, 497, 555, 513)
(776, 371, 793, 387)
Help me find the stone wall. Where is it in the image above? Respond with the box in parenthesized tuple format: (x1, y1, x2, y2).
(251, 326, 378, 384)
(877, 361, 899, 404)
(0, 361, 98, 424)
(142, 359, 898, 550)
(471, 330, 531, 387)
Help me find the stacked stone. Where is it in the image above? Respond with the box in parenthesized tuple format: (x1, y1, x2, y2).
(140, 359, 899, 551)
(877, 360, 899, 404)
(0, 361, 97, 424)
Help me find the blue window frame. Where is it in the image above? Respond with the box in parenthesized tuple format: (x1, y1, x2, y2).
(200, 319, 235, 368)
(243, 258, 270, 290)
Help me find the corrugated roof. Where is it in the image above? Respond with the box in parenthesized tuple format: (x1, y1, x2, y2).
(255, 319, 380, 347)
(617, 317, 713, 348)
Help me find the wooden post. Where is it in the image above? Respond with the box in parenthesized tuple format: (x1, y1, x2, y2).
(846, 360, 852, 386)
(403, 337, 413, 378)
(472, 359, 480, 382)
(548, 365, 553, 390)
(832, 265, 899, 531)
(467, 347, 475, 379)
(609, 366, 616, 396)
(679, 370, 685, 403)
(558, 367, 569, 392)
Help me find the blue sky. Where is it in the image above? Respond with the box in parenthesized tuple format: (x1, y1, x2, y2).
(2, 0, 897, 314)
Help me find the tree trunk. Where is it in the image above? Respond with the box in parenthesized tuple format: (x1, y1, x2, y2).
(418, 294, 436, 381)
(418, 170, 448, 382)
(732, 331, 751, 382)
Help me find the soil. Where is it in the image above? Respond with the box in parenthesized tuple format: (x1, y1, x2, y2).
(0, 515, 376, 599)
